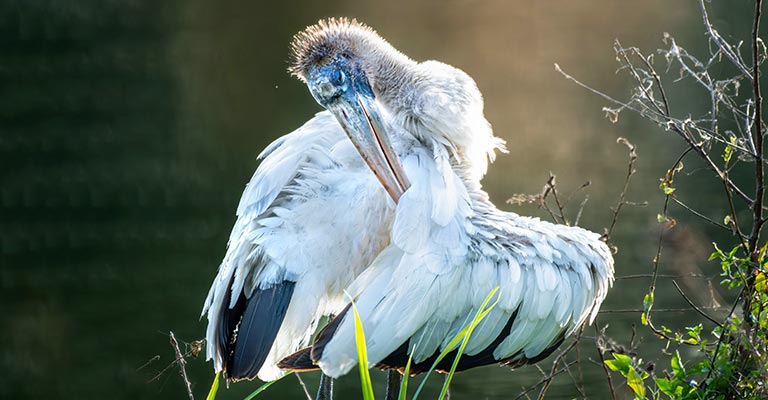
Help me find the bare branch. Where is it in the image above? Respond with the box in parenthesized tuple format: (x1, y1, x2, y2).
(672, 280, 723, 328)
(670, 197, 730, 231)
(698, 0, 755, 81)
(557, 59, 755, 206)
(748, 0, 765, 257)
(295, 374, 313, 400)
(170, 332, 195, 400)
(534, 326, 584, 399)
(602, 137, 638, 242)
(594, 321, 618, 400)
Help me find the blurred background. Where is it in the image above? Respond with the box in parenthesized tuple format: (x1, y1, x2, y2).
(0, 0, 759, 398)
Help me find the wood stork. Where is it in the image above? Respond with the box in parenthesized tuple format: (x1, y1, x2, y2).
(278, 18, 615, 380)
(199, 27, 413, 381)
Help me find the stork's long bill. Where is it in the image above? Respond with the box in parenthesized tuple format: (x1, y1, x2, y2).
(304, 61, 409, 203)
(328, 92, 409, 202)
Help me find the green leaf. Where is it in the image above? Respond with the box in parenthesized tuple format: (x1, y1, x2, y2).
(756, 272, 767, 293)
(352, 302, 375, 400)
(688, 360, 709, 375)
(605, 353, 633, 374)
(641, 292, 653, 326)
(671, 350, 685, 378)
(643, 293, 654, 309)
(626, 367, 646, 400)
(207, 373, 220, 400)
(397, 350, 413, 400)
(243, 372, 292, 400)
(723, 136, 736, 162)
(655, 377, 674, 396)
(605, 354, 647, 399)
(709, 243, 724, 261)
(723, 145, 733, 162)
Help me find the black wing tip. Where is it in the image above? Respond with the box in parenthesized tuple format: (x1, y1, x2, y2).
(310, 301, 354, 362)
(221, 281, 297, 381)
(276, 301, 354, 373)
(278, 346, 320, 372)
(375, 310, 568, 374)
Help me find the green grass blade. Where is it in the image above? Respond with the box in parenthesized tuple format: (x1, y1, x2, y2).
(397, 349, 414, 400)
(206, 372, 220, 400)
(243, 371, 293, 400)
(353, 302, 376, 400)
(438, 287, 500, 400)
(413, 287, 501, 400)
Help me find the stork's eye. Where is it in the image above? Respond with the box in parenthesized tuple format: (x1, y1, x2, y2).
(331, 69, 346, 86)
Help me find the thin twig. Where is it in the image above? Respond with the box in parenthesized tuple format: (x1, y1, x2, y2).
(535, 326, 585, 399)
(138, 355, 161, 372)
(698, 0, 754, 81)
(170, 332, 195, 400)
(749, 0, 765, 256)
(616, 273, 710, 280)
(295, 373, 313, 400)
(670, 197, 730, 231)
(706, 286, 746, 383)
(672, 280, 724, 328)
(599, 306, 726, 314)
(594, 321, 617, 400)
(644, 150, 700, 344)
(545, 174, 569, 225)
(563, 180, 592, 209)
(513, 360, 579, 400)
(574, 195, 590, 227)
(602, 137, 638, 241)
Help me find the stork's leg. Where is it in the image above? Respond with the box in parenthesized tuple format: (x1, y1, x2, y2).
(316, 372, 333, 400)
(384, 369, 402, 400)
(315, 313, 336, 400)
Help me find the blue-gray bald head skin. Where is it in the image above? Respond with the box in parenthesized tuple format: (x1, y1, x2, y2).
(289, 18, 412, 105)
(303, 53, 375, 111)
(289, 18, 411, 201)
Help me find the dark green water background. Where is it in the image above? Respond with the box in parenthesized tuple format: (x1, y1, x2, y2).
(0, 1, 760, 399)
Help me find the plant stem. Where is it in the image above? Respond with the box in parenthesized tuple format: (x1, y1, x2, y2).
(749, 0, 765, 258)
(745, 0, 765, 329)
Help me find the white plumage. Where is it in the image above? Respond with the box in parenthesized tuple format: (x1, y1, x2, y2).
(313, 149, 613, 377)
(277, 18, 615, 379)
(202, 111, 394, 381)
(203, 16, 614, 385)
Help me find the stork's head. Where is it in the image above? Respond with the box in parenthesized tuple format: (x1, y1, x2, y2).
(289, 18, 411, 201)
(290, 18, 505, 193)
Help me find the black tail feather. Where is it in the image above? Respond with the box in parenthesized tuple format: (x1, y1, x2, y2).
(278, 303, 567, 377)
(310, 302, 353, 363)
(278, 346, 318, 371)
(218, 278, 247, 366)
(222, 281, 296, 381)
(375, 309, 569, 375)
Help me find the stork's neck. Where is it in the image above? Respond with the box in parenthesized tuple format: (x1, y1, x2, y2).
(372, 56, 506, 182)
(363, 42, 417, 107)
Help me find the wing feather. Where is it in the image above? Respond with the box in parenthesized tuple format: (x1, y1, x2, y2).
(235, 112, 339, 218)
(202, 111, 346, 376)
(309, 148, 614, 378)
